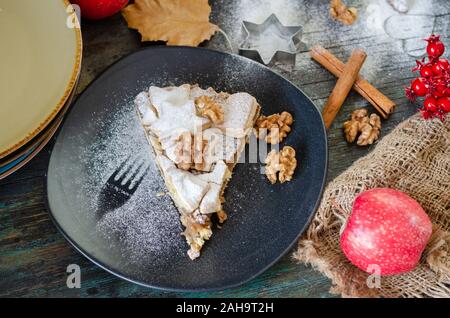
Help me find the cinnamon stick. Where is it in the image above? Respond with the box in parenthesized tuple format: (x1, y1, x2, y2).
(311, 45, 395, 119)
(322, 49, 367, 129)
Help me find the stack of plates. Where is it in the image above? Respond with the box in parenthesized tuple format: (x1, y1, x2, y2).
(0, 0, 82, 179)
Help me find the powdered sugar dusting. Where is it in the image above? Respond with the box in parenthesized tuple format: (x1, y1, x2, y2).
(78, 101, 185, 264)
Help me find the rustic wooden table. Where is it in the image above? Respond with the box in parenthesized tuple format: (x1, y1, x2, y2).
(1, 0, 449, 297)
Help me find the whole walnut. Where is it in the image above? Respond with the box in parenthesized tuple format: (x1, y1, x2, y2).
(343, 109, 381, 146)
(264, 146, 297, 184)
(255, 111, 293, 144)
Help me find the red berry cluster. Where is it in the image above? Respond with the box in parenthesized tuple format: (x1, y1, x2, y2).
(405, 35, 450, 121)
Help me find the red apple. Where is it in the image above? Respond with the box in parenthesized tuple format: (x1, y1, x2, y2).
(70, 0, 128, 20)
(340, 188, 432, 276)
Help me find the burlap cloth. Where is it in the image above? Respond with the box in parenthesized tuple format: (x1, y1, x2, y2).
(294, 113, 450, 298)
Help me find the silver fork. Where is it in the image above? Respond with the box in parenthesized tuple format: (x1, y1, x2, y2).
(96, 155, 149, 218)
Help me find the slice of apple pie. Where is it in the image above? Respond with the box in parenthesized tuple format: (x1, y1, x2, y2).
(135, 84, 260, 259)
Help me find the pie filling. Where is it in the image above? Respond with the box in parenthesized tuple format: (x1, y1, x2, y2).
(135, 84, 260, 260)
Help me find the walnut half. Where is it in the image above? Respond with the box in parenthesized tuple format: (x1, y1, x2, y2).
(255, 111, 293, 145)
(279, 146, 297, 183)
(174, 132, 208, 171)
(195, 96, 224, 125)
(330, 0, 358, 25)
(264, 146, 297, 184)
(343, 109, 381, 146)
(358, 114, 381, 146)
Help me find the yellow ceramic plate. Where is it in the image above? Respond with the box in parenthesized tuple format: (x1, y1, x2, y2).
(0, 0, 82, 159)
(0, 75, 79, 179)
(0, 117, 62, 180)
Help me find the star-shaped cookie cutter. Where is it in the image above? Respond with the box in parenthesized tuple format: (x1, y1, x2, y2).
(239, 14, 306, 65)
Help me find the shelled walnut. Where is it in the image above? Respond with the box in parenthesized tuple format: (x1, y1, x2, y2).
(195, 96, 224, 125)
(330, 0, 358, 25)
(255, 111, 293, 144)
(264, 149, 279, 184)
(174, 132, 208, 171)
(343, 109, 381, 146)
(264, 146, 297, 184)
(279, 146, 297, 183)
(358, 114, 381, 146)
(174, 132, 192, 170)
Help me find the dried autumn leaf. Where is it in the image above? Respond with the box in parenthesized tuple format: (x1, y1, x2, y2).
(122, 0, 220, 46)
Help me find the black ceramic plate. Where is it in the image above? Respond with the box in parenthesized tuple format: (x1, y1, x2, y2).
(47, 47, 327, 291)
